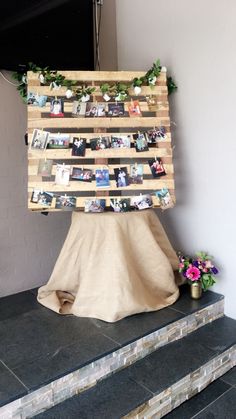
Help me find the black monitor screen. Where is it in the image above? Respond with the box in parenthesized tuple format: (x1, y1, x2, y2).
(0, 0, 94, 71)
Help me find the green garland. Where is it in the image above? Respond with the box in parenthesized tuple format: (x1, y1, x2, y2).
(13, 59, 177, 102)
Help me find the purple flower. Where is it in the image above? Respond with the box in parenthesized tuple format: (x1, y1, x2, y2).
(211, 266, 219, 274)
(192, 260, 199, 267)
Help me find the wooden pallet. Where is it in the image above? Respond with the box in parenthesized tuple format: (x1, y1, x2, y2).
(27, 70, 175, 211)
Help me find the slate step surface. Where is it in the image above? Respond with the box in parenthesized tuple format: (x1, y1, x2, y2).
(165, 366, 236, 419)
(0, 285, 223, 409)
(34, 316, 236, 419)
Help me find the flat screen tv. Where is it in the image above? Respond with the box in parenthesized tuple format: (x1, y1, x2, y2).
(0, 0, 94, 71)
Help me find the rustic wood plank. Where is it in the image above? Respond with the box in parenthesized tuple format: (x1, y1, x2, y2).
(28, 178, 174, 192)
(28, 147, 172, 159)
(28, 116, 170, 129)
(28, 70, 167, 82)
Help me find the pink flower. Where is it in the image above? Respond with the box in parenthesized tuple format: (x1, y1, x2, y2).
(186, 266, 201, 281)
(179, 263, 184, 269)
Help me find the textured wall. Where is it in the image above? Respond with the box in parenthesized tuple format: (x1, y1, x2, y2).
(0, 74, 71, 296)
(116, 0, 236, 319)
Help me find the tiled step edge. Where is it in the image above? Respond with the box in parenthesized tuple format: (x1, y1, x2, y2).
(0, 299, 224, 419)
(123, 343, 236, 419)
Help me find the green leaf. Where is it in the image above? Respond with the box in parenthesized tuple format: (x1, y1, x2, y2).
(167, 76, 177, 95)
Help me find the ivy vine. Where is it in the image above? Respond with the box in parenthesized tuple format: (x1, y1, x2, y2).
(13, 59, 177, 102)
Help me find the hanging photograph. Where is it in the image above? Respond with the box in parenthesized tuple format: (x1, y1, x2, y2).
(111, 135, 131, 148)
(146, 95, 158, 111)
(31, 129, 50, 150)
(110, 198, 131, 212)
(129, 164, 143, 184)
(47, 134, 70, 149)
(72, 101, 87, 117)
(55, 195, 76, 210)
(37, 159, 53, 177)
(27, 92, 47, 107)
(90, 136, 110, 150)
(84, 199, 106, 213)
(128, 100, 142, 117)
(37, 191, 54, 206)
(107, 102, 125, 117)
(155, 188, 174, 209)
(131, 194, 153, 210)
(71, 167, 93, 182)
(133, 133, 149, 152)
(30, 189, 53, 206)
(148, 158, 166, 178)
(85, 102, 106, 117)
(71, 137, 87, 157)
(55, 164, 71, 186)
(114, 167, 129, 187)
(50, 98, 64, 117)
(30, 189, 41, 203)
(146, 126, 166, 143)
(95, 169, 110, 188)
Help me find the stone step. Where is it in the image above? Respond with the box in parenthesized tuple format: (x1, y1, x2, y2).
(33, 316, 236, 419)
(0, 287, 224, 418)
(164, 366, 236, 418)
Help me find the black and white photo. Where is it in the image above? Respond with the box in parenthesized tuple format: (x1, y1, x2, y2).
(31, 129, 50, 150)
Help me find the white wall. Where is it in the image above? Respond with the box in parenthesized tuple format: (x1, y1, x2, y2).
(0, 74, 71, 296)
(116, 0, 236, 318)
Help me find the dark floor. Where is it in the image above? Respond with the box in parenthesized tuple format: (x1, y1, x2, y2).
(0, 285, 223, 408)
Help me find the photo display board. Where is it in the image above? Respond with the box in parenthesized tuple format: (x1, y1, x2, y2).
(27, 70, 175, 212)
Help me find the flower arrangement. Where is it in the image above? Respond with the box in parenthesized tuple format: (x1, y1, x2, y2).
(178, 252, 219, 291)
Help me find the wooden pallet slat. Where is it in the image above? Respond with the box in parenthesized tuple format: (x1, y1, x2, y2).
(28, 70, 167, 82)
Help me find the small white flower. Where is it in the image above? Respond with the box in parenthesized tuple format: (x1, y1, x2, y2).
(65, 89, 73, 99)
(148, 76, 157, 85)
(134, 86, 142, 95)
(115, 93, 127, 101)
(39, 73, 45, 84)
(81, 94, 90, 102)
(161, 66, 167, 72)
(51, 81, 61, 90)
(103, 93, 111, 102)
(22, 74, 27, 84)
